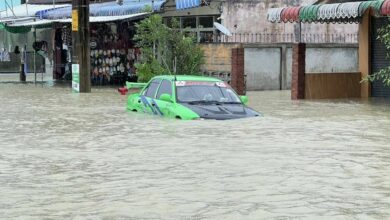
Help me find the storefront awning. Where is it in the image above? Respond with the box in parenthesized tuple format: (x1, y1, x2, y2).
(36, 0, 165, 19)
(55, 12, 150, 23)
(267, 0, 388, 23)
(382, 0, 390, 14)
(7, 19, 57, 27)
(0, 3, 69, 18)
(176, 0, 201, 10)
(5, 12, 149, 28)
(0, 23, 31, 33)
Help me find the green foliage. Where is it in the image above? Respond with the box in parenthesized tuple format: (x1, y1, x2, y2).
(364, 22, 390, 87)
(366, 67, 390, 86)
(134, 15, 204, 82)
(134, 59, 166, 83)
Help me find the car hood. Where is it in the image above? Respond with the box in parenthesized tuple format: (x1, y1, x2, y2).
(181, 103, 261, 120)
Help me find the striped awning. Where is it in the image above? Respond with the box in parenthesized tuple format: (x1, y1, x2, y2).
(176, 0, 201, 10)
(0, 12, 149, 33)
(0, 3, 69, 18)
(382, 0, 390, 14)
(280, 7, 301, 22)
(6, 13, 149, 27)
(267, 0, 389, 23)
(36, 0, 165, 19)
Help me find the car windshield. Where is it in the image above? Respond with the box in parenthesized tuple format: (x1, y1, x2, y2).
(176, 81, 241, 103)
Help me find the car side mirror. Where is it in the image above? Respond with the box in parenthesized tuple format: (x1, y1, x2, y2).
(240, 96, 248, 105)
(160, 93, 173, 102)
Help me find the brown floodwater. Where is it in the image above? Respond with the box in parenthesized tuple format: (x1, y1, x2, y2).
(0, 80, 389, 219)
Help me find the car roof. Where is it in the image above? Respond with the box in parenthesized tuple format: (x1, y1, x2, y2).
(152, 75, 222, 82)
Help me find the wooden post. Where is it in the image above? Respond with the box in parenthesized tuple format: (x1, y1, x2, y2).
(359, 10, 371, 98)
(72, 0, 91, 93)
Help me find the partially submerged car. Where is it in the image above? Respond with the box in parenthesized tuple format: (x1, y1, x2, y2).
(126, 75, 261, 120)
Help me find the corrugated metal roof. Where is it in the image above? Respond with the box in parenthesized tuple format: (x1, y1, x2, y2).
(299, 5, 321, 22)
(336, 2, 360, 18)
(4, 12, 149, 28)
(37, 0, 165, 19)
(27, 0, 114, 3)
(382, 0, 390, 15)
(280, 7, 301, 23)
(318, 3, 340, 20)
(0, 3, 69, 18)
(176, 0, 201, 10)
(267, 8, 284, 23)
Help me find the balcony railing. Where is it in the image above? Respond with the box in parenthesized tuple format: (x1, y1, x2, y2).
(209, 33, 358, 44)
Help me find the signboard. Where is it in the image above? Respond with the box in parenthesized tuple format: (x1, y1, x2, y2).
(72, 64, 80, 93)
(72, 10, 78, 31)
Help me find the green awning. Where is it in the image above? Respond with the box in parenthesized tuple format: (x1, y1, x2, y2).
(0, 22, 32, 33)
(5, 25, 31, 33)
(299, 5, 321, 22)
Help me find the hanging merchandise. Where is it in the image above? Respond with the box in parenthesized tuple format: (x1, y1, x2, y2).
(0, 48, 11, 62)
(88, 22, 140, 86)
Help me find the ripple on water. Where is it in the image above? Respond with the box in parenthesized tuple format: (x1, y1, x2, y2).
(0, 84, 389, 219)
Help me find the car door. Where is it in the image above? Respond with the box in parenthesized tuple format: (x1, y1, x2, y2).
(138, 78, 161, 115)
(153, 79, 175, 118)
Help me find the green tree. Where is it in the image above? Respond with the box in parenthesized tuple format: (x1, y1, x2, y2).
(365, 24, 390, 87)
(134, 15, 204, 82)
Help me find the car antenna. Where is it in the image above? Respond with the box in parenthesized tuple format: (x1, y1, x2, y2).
(174, 56, 177, 81)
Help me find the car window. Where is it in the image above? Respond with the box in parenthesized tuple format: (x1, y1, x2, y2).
(176, 83, 241, 103)
(156, 80, 172, 99)
(144, 79, 161, 98)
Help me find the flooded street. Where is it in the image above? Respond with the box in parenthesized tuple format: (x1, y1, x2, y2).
(0, 82, 389, 219)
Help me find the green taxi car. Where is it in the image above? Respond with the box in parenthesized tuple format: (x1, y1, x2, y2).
(126, 75, 261, 120)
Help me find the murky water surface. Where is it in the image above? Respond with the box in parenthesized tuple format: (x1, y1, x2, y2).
(0, 81, 389, 219)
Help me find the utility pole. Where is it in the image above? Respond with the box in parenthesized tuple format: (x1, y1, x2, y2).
(72, 0, 91, 93)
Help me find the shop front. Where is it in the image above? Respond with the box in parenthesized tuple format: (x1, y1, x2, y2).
(33, 0, 166, 85)
(52, 17, 143, 86)
(267, 0, 390, 99)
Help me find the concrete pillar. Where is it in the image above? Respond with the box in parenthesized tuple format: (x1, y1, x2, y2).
(291, 43, 306, 100)
(359, 11, 371, 98)
(231, 47, 245, 95)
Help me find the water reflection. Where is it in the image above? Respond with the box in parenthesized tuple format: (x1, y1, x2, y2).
(0, 82, 389, 219)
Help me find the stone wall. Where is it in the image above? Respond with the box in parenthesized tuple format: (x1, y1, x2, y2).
(200, 43, 241, 72)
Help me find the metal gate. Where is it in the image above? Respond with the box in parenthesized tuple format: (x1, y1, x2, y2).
(371, 17, 390, 97)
